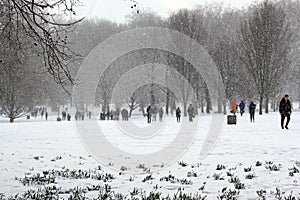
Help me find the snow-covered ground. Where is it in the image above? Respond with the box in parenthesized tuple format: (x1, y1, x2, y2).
(0, 109, 300, 199)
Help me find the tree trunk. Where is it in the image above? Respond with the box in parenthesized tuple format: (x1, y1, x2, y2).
(206, 102, 210, 114)
(149, 83, 155, 106)
(223, 102, 227, 115)
(102, 97, 107, 113)
(271, 97, 275, 112)
(217, 98, 222, 114)
(166, 90, 169, 115)
(265, 96, 269, 113)
(206, 97, 211, 114)
(205, 88, 211, 114)
(272, 96, 276, 112)
(183, 101, 187, 117)
(201, 98, 204, 113)
(195, 101, 198, 115)
(10, 117, 14, 123)
(259, 95, 263, 115)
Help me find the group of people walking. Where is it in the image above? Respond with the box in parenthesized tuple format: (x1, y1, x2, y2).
(146, 105, 164, 123)
(175, 105, 195, 122)
(146, 104, 195, 123)
(99, 110, 114, 120)
(230, 94, 292, 129)
(231, 100, 257, 122)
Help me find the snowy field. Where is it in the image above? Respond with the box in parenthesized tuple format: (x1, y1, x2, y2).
(0, 109, 300, 199)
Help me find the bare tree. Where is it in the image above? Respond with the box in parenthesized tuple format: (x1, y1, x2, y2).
(239, 0, 293, 114)
(0, 0, 83, 86)
(279, 0, 300, 107)
(128, 92, 139, 117)
(168, 9, 204, 116)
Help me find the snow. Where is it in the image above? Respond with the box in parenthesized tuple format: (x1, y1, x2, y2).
(0, 109, 300, 199)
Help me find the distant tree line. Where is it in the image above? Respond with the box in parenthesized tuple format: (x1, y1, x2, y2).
(1, 0, 300, 122)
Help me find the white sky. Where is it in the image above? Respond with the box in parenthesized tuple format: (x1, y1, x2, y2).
(74, 0, 262, 23)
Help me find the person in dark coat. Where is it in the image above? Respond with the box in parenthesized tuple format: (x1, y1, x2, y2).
(279, 94, 292, 129)
(62, 111, 66, 120)
(100, 112, 105, 120)
(81, 112, 85, 120)
(249, 101, 256, 122)
(45, 112, 48, 121)
(187, 104, 194, 122)
(75, 112, 79, 121)
(239, 101, 245, 116)
(106, 111, 110, 120)
(67, 113, 71, 121)
(124, 109, 128, 121)
(41, 110, 44, 118)
(121, 109, 126, 121)
(121, 108, 129, 121)
(176, 107, 181, 122)
(110, 110, 113, 120)
(146, 105, 151, 123)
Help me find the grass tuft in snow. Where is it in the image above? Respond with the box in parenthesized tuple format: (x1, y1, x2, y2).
(217, 187, 239, 200)
(216, 164, 226, 170)
(142, 174, 154, 182)
(245, 173, 256, 180)
(255, 161, 263, 167)
(178, 161, 188, 167)
(187, 171, 198, 177)
(256, 189, 267, 199)
(213, 173, 224, 180)
(244, 166, 252, 172)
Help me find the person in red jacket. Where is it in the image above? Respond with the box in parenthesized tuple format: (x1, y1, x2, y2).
(110, 110, 113, 120)
(231, 100, 237, 115)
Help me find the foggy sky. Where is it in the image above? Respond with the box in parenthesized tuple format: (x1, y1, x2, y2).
(74, 0, 262, 23)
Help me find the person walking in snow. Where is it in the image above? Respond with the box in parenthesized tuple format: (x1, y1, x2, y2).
(158, 107, 164, 122)
(62, 111, 66, 120)
(176, 107, 181, 122)
(67, 113, 71, 121)
(121, 109, 126, 121)
(124, 109, 129, 121)
(106, 111, 110, 120)
(146, 105, 151, 123)
(187, 104, 194, 122)
(110, 110, 113, 120)
(121, 108, 129, 121)
(249, 101, 256, 122)
(231, 100, 237, 115)
(279, 94, 292, 129)
(45, 112, 48, 121)
(239, 101, 245, 116)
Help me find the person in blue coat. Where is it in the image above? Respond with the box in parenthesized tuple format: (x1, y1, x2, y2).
(239, 101, 245, 116)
